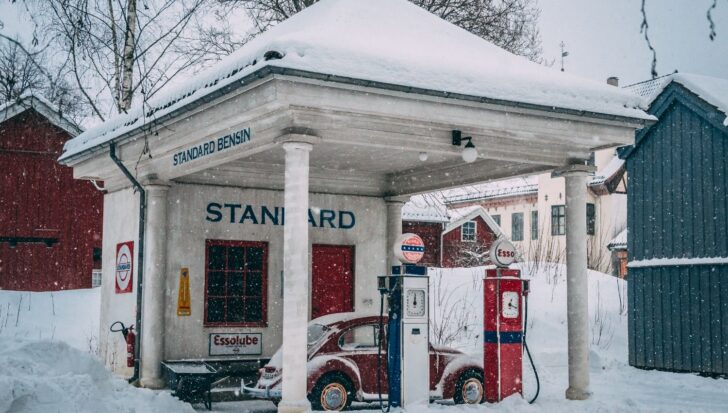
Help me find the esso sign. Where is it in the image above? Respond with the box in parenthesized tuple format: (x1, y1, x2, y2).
(490, 238, 517, 267)
(393, 233, 425, 264)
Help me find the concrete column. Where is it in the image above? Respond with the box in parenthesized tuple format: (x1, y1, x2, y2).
(279, 141, 313, 413)
(556, 165, 592, 400)
(140, 183, 169, 389)
(385, 197, 407, 267)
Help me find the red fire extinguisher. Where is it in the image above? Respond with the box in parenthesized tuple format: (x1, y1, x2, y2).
(110, 321, 135, 367)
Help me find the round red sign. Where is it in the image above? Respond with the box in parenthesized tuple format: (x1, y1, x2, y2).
(394, 233, 425, 264)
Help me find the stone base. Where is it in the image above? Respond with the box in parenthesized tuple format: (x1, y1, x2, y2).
(277, 399, 312, 413)
(139, 377, 166, 389)
(565, 386, 591, 400)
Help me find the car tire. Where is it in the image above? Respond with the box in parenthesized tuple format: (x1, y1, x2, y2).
(309, 372, 355, 411)
(453, 370, 484, 404)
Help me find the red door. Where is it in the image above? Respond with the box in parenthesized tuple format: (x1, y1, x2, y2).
(311, 245, 355, 319)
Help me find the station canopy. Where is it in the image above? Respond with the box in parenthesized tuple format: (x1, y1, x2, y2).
(60, 0, 653, 196)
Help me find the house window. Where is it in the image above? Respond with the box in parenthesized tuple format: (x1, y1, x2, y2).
(587, 203, 596, 235)
(205, 240, 267, 326)
(511, 213, 524, 241)
(91, 269, 102, 288)
(531, 210, 538, 240)
(551, 205, 565, 235)
(491, 215, 501, 226)
(461, 221, 477, 242)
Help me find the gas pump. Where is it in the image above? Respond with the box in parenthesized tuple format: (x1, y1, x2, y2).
(483, 238, 539, 404)
(377, 233, 430, 410)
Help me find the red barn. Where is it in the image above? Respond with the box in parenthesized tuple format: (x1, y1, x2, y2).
(0, 96, 103, 291)
(440, 206, 501, 268)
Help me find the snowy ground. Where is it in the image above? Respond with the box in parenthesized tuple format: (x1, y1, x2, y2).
(1, 264, 726, 412)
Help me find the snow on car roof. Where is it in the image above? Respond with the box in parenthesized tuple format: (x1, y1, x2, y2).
(60, 0, 651, 162)
(310, 311, 379, 327)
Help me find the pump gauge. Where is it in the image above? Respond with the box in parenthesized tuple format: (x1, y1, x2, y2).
(406, 289, 426, 317)
(502, 291, 519, 319)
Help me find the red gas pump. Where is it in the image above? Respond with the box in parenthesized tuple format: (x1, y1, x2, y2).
(483, 239, 538, 403)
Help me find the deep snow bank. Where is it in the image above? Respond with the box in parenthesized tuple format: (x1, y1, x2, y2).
(0, 288, 101, 352)
(0, 338, 194, 413)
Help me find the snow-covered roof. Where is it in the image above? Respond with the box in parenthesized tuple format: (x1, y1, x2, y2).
(443, 177, 538, 204)
(0, 94, 82, 137)
(402, 196, 449, 223)
(626, 73, 728, 126)
(608, 229, 627, 251)
(590, 156, 625, 186)
(444, 205, 503, 238)
(60, 0, 651, 162)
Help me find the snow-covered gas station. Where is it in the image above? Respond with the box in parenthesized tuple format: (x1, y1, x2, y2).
(58, 0, 651, 411)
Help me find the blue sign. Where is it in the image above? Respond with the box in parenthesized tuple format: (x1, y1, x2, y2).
(173, 128, 251, 166)
(206, 202, 356, 229)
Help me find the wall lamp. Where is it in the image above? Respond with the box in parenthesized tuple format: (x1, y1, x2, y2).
(452, 130, 478, 163)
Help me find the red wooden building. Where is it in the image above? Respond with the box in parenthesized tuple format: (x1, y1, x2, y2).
(0, 95, 103, 291)
(402, 202, 501, 268)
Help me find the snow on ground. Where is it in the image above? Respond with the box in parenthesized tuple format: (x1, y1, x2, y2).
(2, 267, 726, 413)
(0, 288, 196, 412)
(0, 338, 195, 413)
(0, 288, 101, 352)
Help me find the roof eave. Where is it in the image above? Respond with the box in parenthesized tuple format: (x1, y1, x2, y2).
(60, 65, 654, 165)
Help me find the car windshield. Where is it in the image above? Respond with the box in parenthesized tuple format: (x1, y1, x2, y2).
(307, 323, 330, 346)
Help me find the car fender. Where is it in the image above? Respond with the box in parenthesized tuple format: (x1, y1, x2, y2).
(438, 354, 483, 400)
(306, 354, 362, 396)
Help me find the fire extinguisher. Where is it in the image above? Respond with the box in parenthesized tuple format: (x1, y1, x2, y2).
(110, 321, 135, 368)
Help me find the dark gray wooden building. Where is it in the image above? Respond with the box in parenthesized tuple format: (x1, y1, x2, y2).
(620, 73, 728, 375)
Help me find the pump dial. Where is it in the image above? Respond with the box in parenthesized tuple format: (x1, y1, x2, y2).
(406, 289, 426, 317)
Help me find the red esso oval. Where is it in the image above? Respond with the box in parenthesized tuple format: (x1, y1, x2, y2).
(393, 233, 425, 264)
(490, 238, 517, 267)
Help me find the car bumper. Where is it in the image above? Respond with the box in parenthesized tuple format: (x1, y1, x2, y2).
(241, 383, 282, 399)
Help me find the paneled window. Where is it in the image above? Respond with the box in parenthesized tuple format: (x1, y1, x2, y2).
(551, 205, 566, 236)
(587, 203, 596, 235)
(205, 240, 267, 326)
(511, 213, 524, 241)
(491, 215, 501, 226)
(531, 210, 538, 240)
(461, 221, 477, 242)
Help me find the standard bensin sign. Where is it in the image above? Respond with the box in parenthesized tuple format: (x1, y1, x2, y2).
(209, 333, 262, 356)
(173, 128, 251, 166)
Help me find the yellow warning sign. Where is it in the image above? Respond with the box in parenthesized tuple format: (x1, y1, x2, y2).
(177, 267, 191, 316)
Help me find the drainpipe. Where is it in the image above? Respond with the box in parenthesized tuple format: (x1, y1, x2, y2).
(109, 143, 146, 385)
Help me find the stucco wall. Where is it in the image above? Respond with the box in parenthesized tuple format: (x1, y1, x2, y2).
(99, 187, 139, 375)
(161, 184, 386, 361)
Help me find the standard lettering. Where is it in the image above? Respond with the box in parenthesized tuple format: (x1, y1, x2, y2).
(206, 203, 223, 222)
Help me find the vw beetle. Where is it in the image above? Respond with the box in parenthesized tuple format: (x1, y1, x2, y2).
(243, 313, 484, 411)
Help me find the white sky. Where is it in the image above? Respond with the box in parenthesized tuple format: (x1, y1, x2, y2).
(539, 0, 728, 86)
(1, 0, 727, 88)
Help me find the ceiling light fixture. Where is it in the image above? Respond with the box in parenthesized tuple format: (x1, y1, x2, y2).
(452, 130, 478, 163)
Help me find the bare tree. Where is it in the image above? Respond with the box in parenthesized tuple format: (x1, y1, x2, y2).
(223, 0, 542, 60)
(15, 0, 215, 120)
(0, 37, 85, 121)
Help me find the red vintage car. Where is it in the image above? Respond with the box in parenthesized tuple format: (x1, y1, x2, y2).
(243, 313, 484, 411)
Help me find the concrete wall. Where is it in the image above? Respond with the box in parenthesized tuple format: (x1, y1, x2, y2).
(161, 184, 386, 361)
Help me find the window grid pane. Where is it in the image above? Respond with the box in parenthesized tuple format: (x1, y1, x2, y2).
(462, 221, 476, 241)
(511, 212, 524, 241)
(531, 210, 538, 240)
(206, 242, 266, 325)
(587, 203, 596, 235)
(551, 205, 565, 236)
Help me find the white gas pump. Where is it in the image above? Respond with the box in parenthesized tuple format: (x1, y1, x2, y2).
(377, 233, 430, 409)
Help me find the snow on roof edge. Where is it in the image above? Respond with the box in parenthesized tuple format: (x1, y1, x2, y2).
(0, 94, 83, 137)
(60, 0, 653, 163)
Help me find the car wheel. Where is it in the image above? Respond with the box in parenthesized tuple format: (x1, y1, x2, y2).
(453, 370, 484, 404)
(309, 373, 355, 411)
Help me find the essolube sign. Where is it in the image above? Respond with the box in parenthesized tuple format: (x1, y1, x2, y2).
(209, 333, 262, 356)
